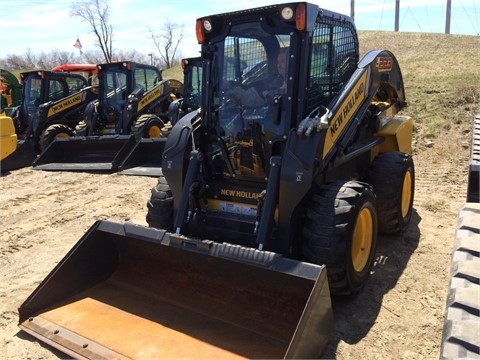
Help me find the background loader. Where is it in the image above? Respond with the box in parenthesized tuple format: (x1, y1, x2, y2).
(167, 57, 203, 124)
(1, 70, 97, 172)
(118, 57, 203, 176)
(32, 61, 183, 172)
(19, 3, 414, 359)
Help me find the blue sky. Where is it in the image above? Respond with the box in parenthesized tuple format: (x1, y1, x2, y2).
(1, 0, 479, 59)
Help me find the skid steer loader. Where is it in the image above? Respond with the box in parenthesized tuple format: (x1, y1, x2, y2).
(1, 70, 97, 172)
(19, 3, 415, 359)
(118, 57, 203, 176)
(32, 61, 183, 172)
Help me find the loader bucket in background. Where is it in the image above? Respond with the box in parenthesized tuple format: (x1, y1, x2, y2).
(1, 140, 36, 172)
(118, 137, 167, 177)
(19, 220, 333, 359)
(32, 135, 138, 172)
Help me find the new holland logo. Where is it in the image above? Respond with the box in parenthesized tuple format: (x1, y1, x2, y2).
(220, 188, 260, 200)
(322, 70, 367, 158)
(138, 86, 162, 111)
(47, 93, 84, 117)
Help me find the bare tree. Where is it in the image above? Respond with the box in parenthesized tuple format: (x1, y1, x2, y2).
(36, 50, 77, 69)
(0, 49, 89, 71)
(0, 49, 37, 71)
(81, 50, 111, 65)
(70, 0, 114, 63)
(116, 49, 151, 64)
(149, 20, 184, 69)
(0, 54, 33, 71)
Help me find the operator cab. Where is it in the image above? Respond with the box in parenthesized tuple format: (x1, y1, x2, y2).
(196, 4, 358, 181)
(205, 25, 294, 180)
(16, 71, 88, 137)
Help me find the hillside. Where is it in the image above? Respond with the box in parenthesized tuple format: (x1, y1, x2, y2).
(165, 31, 480, 159)
(360, 31, 479, 153)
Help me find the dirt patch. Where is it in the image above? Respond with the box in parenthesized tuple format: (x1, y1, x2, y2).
(0, 143, 469, 359)
(0, 170, 158, 359)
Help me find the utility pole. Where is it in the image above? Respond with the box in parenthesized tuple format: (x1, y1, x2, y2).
(395, 0, 400, 32)
(445, 0, 452, 34)
(351, 0, 355, 21)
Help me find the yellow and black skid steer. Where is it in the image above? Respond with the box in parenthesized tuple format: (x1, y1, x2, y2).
(32, 61, 182, 172)
(118, 57, 203, 176)
(19, 3, 415, 358)
(1, 70, 97, 172)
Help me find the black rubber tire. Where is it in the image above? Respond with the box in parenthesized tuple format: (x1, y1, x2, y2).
(367, 152, 415, 234)
(131, 114, 165, 139)
(302, 181, 378, 295)
(39, 124, 74, 151)
(146, 173, 174, 230)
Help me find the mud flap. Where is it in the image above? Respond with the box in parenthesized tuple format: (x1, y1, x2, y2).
(1, 140, 36, 172)
(117, 137, 167, 177)
(32, 135, 138, 172)
(19, 220, 333, 359)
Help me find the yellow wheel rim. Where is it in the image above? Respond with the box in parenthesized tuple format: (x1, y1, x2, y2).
(55, 133, 70, 139)
(148, 125, 162, 138)
(351, 207, 374, 272)
(401, 171, 412, 218)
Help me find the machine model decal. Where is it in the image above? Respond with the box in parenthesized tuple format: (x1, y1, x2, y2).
(323, 70, 367, 158)
(47, 92, 85, 116)
(138, 85, 162, 111)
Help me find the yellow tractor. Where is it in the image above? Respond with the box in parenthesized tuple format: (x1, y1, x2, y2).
(19, 3, 414, 358)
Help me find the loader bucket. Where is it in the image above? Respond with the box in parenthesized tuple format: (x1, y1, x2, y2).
(19, 220, 333, 359)
(118, 137, 167, 177)
(32, 135, 138, 172)
(0, 140, 36, 172)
